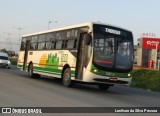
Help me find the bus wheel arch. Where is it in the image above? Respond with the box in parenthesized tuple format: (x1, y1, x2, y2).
(62, 64, 73, 87)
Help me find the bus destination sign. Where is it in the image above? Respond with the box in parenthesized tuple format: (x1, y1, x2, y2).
(105, 28, 121, 35)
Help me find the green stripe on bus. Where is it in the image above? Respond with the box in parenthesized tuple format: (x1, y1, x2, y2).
(18, 67, 23, 69)
(34, 69, 75, 77)
(18, 64, 23, 67)
(33, 68, 61, 74)
(34, 66, 61, 73)
(91, 64, 129, 78)
(33, 66, 75, 76)
(33, 69, 61, 75)
(18, 64, 75, 76)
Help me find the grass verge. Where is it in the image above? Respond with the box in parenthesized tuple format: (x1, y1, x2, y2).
(130, 69, 160, 92)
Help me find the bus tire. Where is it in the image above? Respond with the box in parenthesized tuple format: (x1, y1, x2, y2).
(28, 64, 40, 78)
(62, 68, 73, 87)
(98, 84, 110, 90)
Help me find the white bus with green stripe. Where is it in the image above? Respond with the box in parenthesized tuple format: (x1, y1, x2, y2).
(17, 22, 134, 90)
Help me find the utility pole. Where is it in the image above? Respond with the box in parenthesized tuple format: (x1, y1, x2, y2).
(13, 27, 26, 43)
(154, 43, 158, 69)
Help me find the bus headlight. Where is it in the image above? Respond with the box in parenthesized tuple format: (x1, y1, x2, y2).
(93, 69, 97, 73)
(0, 60, 1, 63)
(128, 73, 131, 77)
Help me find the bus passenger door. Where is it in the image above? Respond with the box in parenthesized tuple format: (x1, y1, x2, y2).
(23, 40, 30, 71)
(76, 33, 91, 79)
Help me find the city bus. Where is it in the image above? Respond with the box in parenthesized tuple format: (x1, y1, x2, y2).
(17, 22, 134, 90)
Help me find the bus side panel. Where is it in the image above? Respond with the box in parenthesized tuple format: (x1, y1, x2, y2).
(26, 50, 76, 78)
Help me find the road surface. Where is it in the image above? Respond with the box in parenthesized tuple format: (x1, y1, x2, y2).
(0, 66, 160, 115)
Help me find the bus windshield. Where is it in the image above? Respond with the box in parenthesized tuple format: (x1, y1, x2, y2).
(93, 33, 133, 72)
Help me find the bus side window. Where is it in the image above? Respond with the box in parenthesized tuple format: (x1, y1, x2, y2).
(74, 39, 77, 48)
(20, 42, 26, 50)
(56, 41, 62, 49)
(37, 34, 46, 50)
(30, 44, 33, 50)
(38, 42, 45, 50)
(67, 39, 74, 49)
(64, 40, 68, 48)
(34, 44, 37, 50)
(30, 43, 37, 50)
(46, 42, 52, 50)
(66, 30, 71, 38)
(62, 40, 65, 49)
(54, 41, 57, 49)
(51, 41, 54, 49)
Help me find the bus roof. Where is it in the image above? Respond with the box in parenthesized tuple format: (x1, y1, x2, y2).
(22, 22, 131, 37)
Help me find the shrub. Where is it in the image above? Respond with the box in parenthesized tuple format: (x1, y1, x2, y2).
(10, 57, 18, 66)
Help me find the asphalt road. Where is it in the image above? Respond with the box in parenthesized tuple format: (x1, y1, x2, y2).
(0, 66, 160, 115)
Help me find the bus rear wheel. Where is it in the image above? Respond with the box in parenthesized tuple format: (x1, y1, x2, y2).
(62, 68, 73, 87)
(98, 84, 110, 90)
(28, 64, 40, 78)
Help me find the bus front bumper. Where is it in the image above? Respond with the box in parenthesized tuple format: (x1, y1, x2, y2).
(83, 69, 132, 86)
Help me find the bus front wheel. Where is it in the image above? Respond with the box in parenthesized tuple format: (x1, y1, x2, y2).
(62, 68, 73, 87)
(98, 84, 110, 90)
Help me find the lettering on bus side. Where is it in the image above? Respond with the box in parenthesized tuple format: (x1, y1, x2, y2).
(61, 54, 68, 62)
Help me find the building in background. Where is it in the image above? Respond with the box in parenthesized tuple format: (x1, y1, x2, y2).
(134, 33, 160, 69)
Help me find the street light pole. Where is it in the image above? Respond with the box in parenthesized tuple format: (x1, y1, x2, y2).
(13, 27, 26, 43)
(155, 43, 158, 69)
(48, 21, 58, 30)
